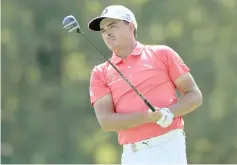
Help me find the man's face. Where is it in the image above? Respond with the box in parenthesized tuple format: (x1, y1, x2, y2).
(100, 18, 134, 51)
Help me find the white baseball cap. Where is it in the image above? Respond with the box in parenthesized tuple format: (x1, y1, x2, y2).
(88, 5, 137, 31)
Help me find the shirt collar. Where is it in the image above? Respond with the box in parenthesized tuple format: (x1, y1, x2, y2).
(110, 41, 144, 64)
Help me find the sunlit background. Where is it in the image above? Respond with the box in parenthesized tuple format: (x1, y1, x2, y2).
(1, 0, 237, 164)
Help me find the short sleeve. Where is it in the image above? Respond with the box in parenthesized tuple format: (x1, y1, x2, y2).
(89, 67, 111, 106)
(165, 46, 190, 82)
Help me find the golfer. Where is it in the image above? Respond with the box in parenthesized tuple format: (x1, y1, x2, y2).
(88, 5, 202, 164)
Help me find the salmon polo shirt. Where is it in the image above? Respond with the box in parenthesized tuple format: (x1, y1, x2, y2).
(89, 42, 190, 145)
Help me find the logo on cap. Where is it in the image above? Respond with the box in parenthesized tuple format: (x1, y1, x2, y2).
(101, 8, 108, 16)
(123, 14, 132, 22)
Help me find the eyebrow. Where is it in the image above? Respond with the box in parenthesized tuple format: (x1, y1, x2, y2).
(100, 21, 116, 31)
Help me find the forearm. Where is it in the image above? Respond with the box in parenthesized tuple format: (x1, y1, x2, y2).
(100, 111, 151, 132)
(169, 90, 203, 117)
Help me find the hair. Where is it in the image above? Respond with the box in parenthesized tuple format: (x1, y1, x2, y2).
(123, 21, 137, 38)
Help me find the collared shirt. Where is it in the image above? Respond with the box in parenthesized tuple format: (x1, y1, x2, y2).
(89, 42, 190, 145)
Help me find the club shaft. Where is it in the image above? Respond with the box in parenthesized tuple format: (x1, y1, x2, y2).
(81, 33, 156, 112)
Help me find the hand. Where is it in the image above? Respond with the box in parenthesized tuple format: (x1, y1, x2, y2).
(156, 108, 174, 128)
(146, 107, 162, 123)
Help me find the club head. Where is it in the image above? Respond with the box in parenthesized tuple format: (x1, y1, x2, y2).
(62, 15, 83, 34)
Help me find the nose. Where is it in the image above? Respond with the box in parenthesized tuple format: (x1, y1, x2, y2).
(102, 27, 111, 36)
(105, 31, 111, 37)
(103, 31, 112, 41)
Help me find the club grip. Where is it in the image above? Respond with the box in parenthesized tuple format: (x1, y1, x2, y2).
(144, 99, 156, 112)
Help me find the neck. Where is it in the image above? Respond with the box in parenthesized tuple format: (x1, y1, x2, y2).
(113, 39, 137, 59)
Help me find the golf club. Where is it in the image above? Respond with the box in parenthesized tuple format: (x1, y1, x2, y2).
(62, 15, 156, 112)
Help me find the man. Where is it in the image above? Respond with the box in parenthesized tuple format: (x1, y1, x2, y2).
(88, 5, 202, 164)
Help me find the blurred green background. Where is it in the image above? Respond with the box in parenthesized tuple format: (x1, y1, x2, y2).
(1, 0, 237, 164)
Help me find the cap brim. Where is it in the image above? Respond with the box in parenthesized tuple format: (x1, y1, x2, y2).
(88, 17, 106, 31)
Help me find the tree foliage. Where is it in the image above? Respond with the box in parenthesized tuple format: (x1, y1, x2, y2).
(1, 0, 237, 163)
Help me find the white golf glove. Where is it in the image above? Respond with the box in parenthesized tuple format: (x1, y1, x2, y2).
(156, 108, 174, 128)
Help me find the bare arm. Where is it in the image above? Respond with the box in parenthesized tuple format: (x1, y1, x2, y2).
(168, 72, 203, 117)
(93, 94, 162, 132)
